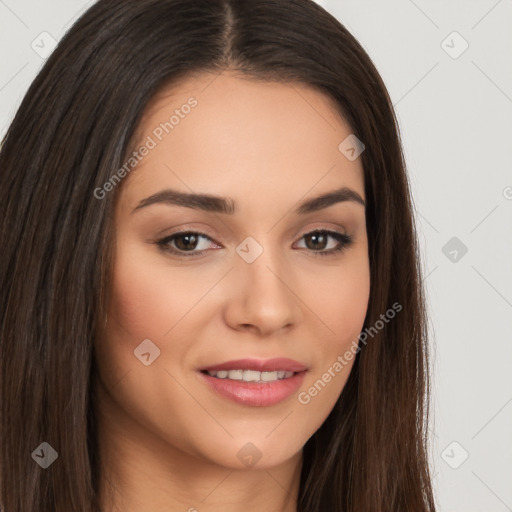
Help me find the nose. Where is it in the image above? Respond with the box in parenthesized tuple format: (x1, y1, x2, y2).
(223, 248, 302, 337)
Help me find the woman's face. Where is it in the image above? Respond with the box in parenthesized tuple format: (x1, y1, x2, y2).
(96, 70, 370, 470)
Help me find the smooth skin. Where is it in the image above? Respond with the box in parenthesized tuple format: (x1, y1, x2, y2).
(95, 70, 370, 512)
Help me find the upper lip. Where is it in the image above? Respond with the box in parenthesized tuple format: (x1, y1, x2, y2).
(199, 358, 308, 373)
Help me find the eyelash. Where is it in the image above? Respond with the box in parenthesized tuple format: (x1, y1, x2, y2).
(155, 229, 353, 258)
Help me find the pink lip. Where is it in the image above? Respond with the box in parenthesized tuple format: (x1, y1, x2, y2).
(197, 369, 307, 407)
(199, 357, 308, 373)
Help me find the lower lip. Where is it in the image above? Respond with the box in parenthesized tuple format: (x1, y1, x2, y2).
(197, 371, 307, 407)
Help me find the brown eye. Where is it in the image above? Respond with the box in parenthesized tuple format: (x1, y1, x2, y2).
(156, 231, 217, 256)
(296, 230, 353, 256)
(172, 233, 200, 251)
(303, 231, 329, 250)
(156, 229, 353, 258)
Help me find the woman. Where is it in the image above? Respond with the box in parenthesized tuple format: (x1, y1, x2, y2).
(0, 0, 437, 510)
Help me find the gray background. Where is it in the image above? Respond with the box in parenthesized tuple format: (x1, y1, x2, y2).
(1, 1, 511, 510)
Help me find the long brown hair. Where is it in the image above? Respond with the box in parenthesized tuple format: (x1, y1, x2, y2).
(0, 1, 436, 510)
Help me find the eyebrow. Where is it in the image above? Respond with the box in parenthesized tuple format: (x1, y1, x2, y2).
(131, 186, 365, 215)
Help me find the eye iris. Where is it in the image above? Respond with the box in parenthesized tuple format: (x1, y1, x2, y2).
(175, 233, 199, 251)
(305, 232, 328, 251)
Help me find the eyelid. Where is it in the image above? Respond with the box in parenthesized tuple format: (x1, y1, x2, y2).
(156, 221, 349, 242)
(155, 225, 353, 258)
(155, 224, 220, 245)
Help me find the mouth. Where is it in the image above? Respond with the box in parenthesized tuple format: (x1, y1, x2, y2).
(197, 358, 308, 407)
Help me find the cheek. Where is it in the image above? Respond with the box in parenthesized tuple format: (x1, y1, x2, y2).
(332, 259, 370, 367)
(103, 242, 222, 383)
(107, 243, 203, 340)
(298, 252, 369, 417)
(332, 267, 370, 344)
(100, 243, 183, 383)
(109, 261, 168, 338)
(309, 251, 370, 347)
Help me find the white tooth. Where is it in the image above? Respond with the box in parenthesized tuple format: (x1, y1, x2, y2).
(228, 369, 244, 380)
(208, 369, 293, 381)
(242, 370, 261, 382)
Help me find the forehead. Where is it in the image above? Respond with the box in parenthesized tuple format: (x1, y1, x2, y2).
(121, 71, 364, 208)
